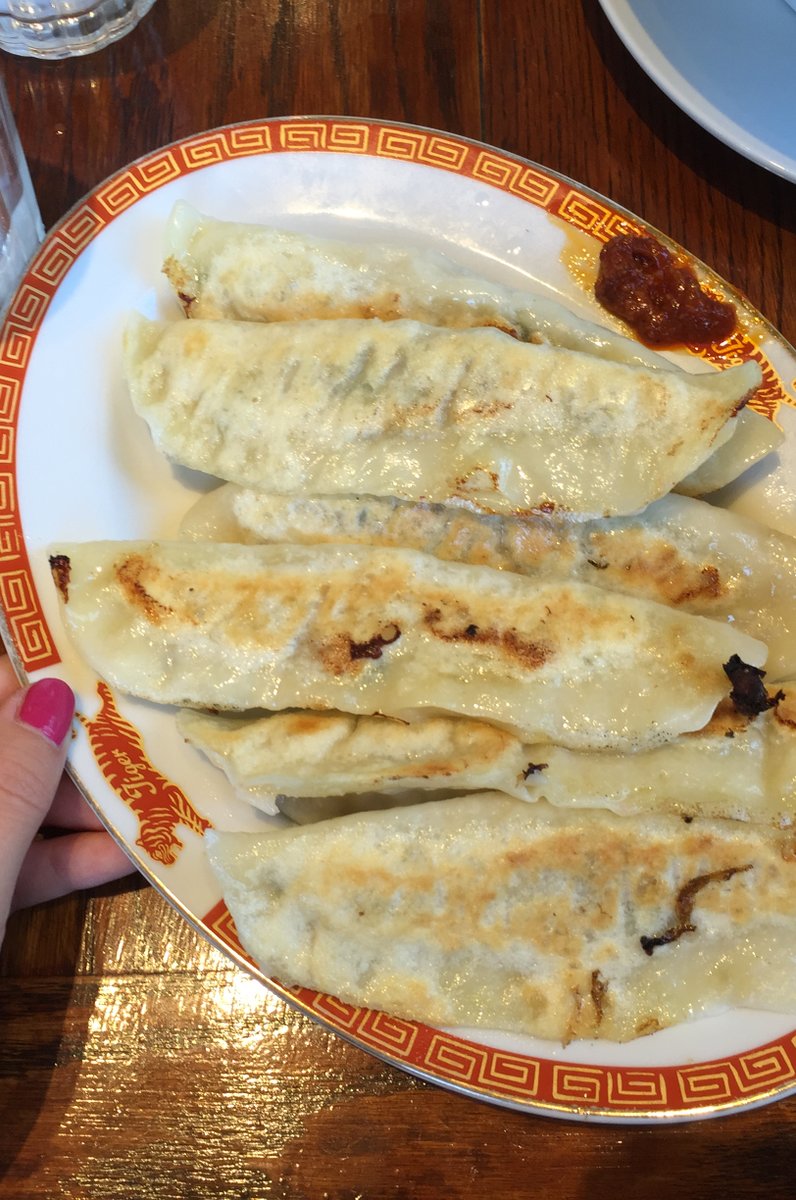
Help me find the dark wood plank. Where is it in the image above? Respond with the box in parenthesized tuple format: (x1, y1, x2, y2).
(3, 0, 483, 228)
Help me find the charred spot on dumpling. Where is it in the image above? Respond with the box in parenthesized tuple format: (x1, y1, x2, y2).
(318, 626, 402, 675)
(639, 863, 753, 956)
(590, 970, 609, 1025)
(49, 554, 72, 603)
(673, 564, 722, 604)
(162, 256, 198, 316)
(115, 554, 175, 625)
(772, 687, 796, 731)
(723, 654, 785, 717)
(523, 761, 548, 778)
(454, 468, 500, 493)
(349, 625, 402, 661)
(481, 318, 521, 339)
(635, 1016, 663, 1037)
(423, 606, 549, 671)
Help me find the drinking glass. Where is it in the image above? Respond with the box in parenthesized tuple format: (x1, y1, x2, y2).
(0, 0, 158, 58)
(0, 78, 42, 316)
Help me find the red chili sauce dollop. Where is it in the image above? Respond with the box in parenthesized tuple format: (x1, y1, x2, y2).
(594, 233, 737, 347)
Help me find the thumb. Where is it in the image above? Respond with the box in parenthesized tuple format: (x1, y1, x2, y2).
(0, 676, 75, 930)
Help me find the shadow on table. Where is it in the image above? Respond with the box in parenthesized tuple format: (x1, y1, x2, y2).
(583, 0, 796, 238)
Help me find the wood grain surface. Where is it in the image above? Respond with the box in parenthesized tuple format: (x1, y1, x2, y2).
(1, 2, 795, 1197)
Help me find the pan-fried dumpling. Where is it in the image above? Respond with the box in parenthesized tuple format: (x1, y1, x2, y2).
(206, 795, 796, 1042)
(522, 690, 796, 826)
(677, 406, 783, 496)
(124, 314, 759, 518)
(176, 707, 530, 814)
(179, 687, 796, 826)
(162, 203, 781, 494)
(50, 540, 766, 752)
(180, 487, 796, 679)
(163, 201, 670, 366)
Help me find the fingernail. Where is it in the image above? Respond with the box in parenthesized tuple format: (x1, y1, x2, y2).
(18, 678, 75, 747)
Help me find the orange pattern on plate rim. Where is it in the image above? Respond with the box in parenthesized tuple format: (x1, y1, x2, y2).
(79, 681, 211, 866)
(1, 117, 794, 1119)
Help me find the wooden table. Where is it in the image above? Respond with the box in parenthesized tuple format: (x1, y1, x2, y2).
(2, 2, 795, 1195)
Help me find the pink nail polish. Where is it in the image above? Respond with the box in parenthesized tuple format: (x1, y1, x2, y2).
(18, 678, 75, 747)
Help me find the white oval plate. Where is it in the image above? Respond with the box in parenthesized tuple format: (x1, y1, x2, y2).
(599, 0, 796, 183)
(2, 117, 796, 1123)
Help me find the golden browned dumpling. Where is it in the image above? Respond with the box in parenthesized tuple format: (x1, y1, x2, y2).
(163, 201, 669, 362)
(206, 795, 796, 1042)
(180, 487, 796, 679)
(51, 539, 766, 753)
(162, 202, 780, 494)
(177, 684, 796, 827)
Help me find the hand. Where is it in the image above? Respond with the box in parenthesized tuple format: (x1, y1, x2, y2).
(0, 655, 133, 945)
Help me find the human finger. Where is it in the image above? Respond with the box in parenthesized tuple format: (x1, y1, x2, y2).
(11, 831, 134, 912)
(0, 654, 20, 704)
(46, 773, 109, 831)
(0, 675, 75, 938)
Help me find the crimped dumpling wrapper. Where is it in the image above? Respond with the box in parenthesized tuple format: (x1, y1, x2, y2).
(124, 314, 759, 518)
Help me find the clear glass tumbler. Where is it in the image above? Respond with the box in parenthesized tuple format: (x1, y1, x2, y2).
(0, 0, 158, 59)
(0, 79, 43, 316)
